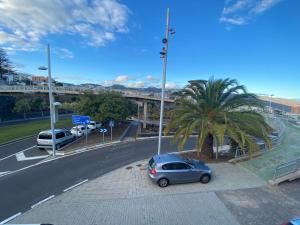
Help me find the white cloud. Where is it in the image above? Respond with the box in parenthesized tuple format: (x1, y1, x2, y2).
(128, 81, 145, 88)
(146, 75, 159, 81)
(165, 82, 178, 89)
(0, 0, 129, 51)
(219, 16, 246, 25)
(57, 48, 74, 59)
(219, 0, 283, 26)
(102, 74, 134, 86)
(251, 0, 282, 14)
(115, 75, 131, 83)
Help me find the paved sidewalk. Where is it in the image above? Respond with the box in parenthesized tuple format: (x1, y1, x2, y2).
(11, 160, 266, 225)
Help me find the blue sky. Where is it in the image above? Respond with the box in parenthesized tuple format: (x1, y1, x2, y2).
(0, 0, 299, 98)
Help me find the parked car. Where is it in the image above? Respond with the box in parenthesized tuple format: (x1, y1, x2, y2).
(88, 121, 101, 130)
(70, 125, 91, 137)
(37, 129, 74, 150)
(282, 218, 300, 225)
(148, 153, 212, 188)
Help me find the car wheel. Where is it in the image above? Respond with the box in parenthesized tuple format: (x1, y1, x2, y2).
(200, 174, 211, 184)
(158, 178, 169, 188)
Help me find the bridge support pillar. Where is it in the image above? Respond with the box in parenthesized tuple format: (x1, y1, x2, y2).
(143, 101, 147, 129)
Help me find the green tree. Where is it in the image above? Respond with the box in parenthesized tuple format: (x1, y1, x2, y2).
(13, 99, 31, 119)
(165, 78, 272, 159)
(0, 48, 14, 80)
(76, 92, 136, 122)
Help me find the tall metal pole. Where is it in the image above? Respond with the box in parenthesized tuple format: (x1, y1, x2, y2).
(157, 8, 170, 155)
(47, 44, 56, 157)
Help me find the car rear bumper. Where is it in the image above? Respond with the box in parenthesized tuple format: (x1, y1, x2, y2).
(37, 144, 52, 149)
(147, 171, 160, 183)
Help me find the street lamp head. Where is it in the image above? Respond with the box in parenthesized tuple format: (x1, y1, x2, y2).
(38, 66, 48, 71)
(169, 28, 176, 35)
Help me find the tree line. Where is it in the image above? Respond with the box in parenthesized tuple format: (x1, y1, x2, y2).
(0, 92, 137, 122)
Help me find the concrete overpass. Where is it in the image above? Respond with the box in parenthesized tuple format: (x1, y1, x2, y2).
(0, 85, 175, 128)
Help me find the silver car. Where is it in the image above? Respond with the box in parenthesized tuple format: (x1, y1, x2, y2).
(37, 129, 75, 150)
(148, 153, 212, 187)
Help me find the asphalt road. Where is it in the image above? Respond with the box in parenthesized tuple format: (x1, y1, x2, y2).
(0, 137, 196, 222)
(0, 136, 36, 160)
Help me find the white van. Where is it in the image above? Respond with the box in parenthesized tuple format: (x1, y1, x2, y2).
(37, 129, 75, 150)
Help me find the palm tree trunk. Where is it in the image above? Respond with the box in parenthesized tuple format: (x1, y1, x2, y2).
(201, 134, 214, 159)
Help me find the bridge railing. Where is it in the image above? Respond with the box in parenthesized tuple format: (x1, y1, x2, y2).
(0, 85, 88, 94)
(273, 157, 300, 180)
(0, 85, 174, 101)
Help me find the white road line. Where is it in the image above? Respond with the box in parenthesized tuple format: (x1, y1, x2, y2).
(0, 212, 22, 224)
(16, 152, 49, 161)
(47, 150, 64, 156)
(31, 195, 55, 209)
(0, 145, 36, 161)
(63, 179, 89, 192)
(0, 171, 10, 176)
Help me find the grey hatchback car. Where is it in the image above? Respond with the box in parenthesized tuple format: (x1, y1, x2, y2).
(148, 153, 212, 187)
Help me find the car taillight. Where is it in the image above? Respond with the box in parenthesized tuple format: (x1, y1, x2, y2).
(150, 169, 157, 175)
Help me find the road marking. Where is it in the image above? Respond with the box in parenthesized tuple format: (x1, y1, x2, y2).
(0, 145, 36, 161)
(0, 212, 22, 224)
(47, 150, 65, 156)
(63, 179, 89, 192)
(31, 195, 55, 209)
(16, 151, 49, 161)
(0, 171, 10, 176)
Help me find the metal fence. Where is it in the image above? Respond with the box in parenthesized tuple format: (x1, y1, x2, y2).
(273, 157, 300, 179)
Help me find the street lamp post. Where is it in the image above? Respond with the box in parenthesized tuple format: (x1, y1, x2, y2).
(38, 44, 56, 157)
(157, 8, 175, 155)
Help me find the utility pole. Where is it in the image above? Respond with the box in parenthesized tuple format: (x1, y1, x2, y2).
(158, 8, 171, 155)
(47, 44, 56, 157)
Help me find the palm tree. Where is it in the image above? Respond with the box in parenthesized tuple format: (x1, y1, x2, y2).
(165, 77, 273, 159)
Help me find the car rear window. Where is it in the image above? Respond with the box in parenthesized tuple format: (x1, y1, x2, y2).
(149, 158, 156, 169)
(39, 133, 52, 139)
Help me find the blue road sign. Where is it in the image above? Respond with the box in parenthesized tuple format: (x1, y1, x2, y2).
(109, 119, 115, 128)
(72, 115, 90, 125)
(99, 128, 107, 133)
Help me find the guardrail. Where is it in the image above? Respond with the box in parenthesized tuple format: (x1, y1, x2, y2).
(273, 157, 300, 180)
